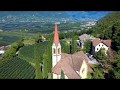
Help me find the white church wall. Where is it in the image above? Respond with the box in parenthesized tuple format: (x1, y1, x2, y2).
(53, 73, 68, 79)
(53, 73, 58, 79)
(52, 42, 61, 68)
(79, 60, 88, 79)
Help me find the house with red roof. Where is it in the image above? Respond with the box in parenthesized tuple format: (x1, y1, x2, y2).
(92, 38, 111, 55)
(0, 46, 9, 55)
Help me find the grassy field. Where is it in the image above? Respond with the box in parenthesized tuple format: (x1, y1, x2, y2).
(0, 31, 36, 38)
(0, 31, 36, 46)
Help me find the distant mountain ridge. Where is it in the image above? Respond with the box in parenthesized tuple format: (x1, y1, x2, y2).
(0, 11, 110, 23)
(67, 11, 110, 21)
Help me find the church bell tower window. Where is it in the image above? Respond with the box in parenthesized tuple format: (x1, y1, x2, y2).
(58, 48, 60, 54)
(53, 48, 56, 54)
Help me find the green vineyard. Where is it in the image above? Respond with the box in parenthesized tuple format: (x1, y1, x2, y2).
(18, 41, 52, 64)
(18, 40, 70, 64)
(0, 57, 35, 79)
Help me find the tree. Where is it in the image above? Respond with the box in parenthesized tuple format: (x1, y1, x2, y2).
(108, 67, 120, 79)
(113, 71, 120, 79)
(11, 39, 24, 51)
(59, 32, 65, 39)
(47, 41, 52, 73)
(60, 40, 70, 54)
(71, 33, 76, 54)
(94, 48, 106, 62)
(1, 47, 16, 62)
(43, 51, 48, 79)
(60, 70, 65, 79)
(1, 39, 24, 62)
(83, 39, 91, 53)
(108, 51, 120, 79)
(108, 69, 114, 79)
(92, 68, 105, 79)
(112, 23, 120, 51)
(35, 33, 44, 43)
(34, 42, 42, 79)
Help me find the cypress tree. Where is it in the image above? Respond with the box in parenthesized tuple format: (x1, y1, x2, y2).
(60, 70, 65, 79)
(47, 41, 52, 73)
(34, 42, 42, 79)
(70, 41, 72, 54)
(43, 51, 48, 79)
(71, 33, 75, 54)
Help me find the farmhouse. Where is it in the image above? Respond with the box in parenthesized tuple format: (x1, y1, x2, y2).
(92, 38, 111, 55)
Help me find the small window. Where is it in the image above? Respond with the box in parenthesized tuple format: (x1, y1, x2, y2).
(102, 45, 103, 46)
(99, 45, 100, 47)
(53, 48, 55, 54)
(97, 48, 98, 50)
(82, 68, 85, 73)
(58, 48, 60, 54)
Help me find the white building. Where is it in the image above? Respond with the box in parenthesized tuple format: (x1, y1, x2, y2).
(0, 50, 5, 55)
(92, 38, 111, 55)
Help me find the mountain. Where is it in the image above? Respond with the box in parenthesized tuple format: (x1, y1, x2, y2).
(0, 11, 110, 23)
(66, 11, 110, 21)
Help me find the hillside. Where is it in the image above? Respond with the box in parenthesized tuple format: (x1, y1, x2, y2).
(67, 11, 110, 21)
(90, 11, 120, 51)
(91, 11, 120, 36)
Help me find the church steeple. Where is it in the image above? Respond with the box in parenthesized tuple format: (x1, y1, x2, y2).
(52, 22, 61, 68)
(54, 23, 59, 45)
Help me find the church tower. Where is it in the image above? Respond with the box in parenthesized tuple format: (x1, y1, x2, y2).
(52, 23, 61, 68)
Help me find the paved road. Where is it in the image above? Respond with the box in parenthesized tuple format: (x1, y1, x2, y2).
(86, 53, 100, 64)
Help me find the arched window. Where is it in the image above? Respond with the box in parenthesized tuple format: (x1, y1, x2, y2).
(53, 48, 55, 54)
(82, 68, 85, 73)
(58, 48, 60, 54)
(97, 48, 98, 50)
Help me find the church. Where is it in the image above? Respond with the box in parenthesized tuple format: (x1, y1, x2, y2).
(52, 23, 90, 79)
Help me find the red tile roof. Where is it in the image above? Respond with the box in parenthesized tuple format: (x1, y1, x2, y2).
(53, 58, 80, 79)
(102, 40, 111, 47)
(53, 23, 59, 45)
(92, 38, 101, 47)
(0, 46, 9, 49)
(92, 38, 111, 47)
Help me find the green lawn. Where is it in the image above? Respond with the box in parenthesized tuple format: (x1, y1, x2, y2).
(0, 31, 36, 38)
